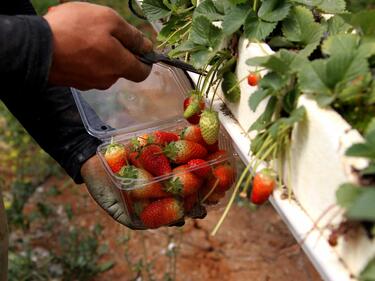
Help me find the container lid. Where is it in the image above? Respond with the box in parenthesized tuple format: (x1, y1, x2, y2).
(72, 64, 193, 140)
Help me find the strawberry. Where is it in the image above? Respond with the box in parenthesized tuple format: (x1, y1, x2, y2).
(210, 164, 235, 193)
(119, 166, 170, 199)
(180, 125, 205, 145)
(206, 150, 229, 162)
(104, 143, 127, 173)
(199, 110, 220, 145)
(165, 165, 203, 196)
(139, 144, 172, 177)
(164, 140, 207, 164)
(184, 192, 198, 213)
(187, 159, 211, 178)
(251, 169, 276, 205)
(140, 198, 184, 229)
(183, 96, 205, 125)
(128, 151, 143, 168)
(205, 141, 219, 153)
(139, 131, 179, 146)
(133, 199, 151, 217)
(247, 72, 260, 86)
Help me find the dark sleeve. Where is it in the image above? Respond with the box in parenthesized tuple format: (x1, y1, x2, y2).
(0, 14, 52, 96)
(0, 12, 103, 183)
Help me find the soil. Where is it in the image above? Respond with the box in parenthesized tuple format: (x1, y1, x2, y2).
(24, 176, 323, 281)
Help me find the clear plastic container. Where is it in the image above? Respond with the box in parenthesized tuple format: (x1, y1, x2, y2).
(72, 64, 237, 229)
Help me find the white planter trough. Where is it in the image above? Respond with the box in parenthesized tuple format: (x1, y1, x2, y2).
(211, 36, 375, 279)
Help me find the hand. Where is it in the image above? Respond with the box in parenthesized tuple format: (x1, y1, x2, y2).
(44, 2, 153, 90)
(81, 155, 207, 229)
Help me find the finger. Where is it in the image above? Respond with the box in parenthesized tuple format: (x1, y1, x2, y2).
(111, 38, 152, 82)
(111, 18, 153, 55)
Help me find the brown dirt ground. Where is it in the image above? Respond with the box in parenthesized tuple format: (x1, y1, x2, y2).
(24, 176, 323, 281)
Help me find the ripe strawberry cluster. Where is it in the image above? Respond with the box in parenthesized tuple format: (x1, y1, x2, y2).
(103, 125, 235, 229)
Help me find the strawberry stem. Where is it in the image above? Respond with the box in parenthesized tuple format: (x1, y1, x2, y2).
(201, 178, 220, 203)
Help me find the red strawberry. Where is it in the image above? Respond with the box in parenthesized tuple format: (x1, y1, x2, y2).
(128, 151, 143, 168)
(184, 192, 198, 213)
(133, 199, 151, 217)
(187, 159, 211, 178)
(119, 166, 170, 199)
(164, 140, 207, 164)
(205, 141, 219, 153)
(210, 164, 235, 193)
(165, 165, 203, 196)
(104, 143, 127, 173)
(139, 144, 172, 177)
(199, 110, 220, 145)
(247, 72, 260, 86)
(199, 181, 225, 205)
(251, 169, 275, 205)
(183, 96, 205, 125)
(206, 150, 229, 162)
(140, 198, 184, 229)
(180, 125, 205, 145)
(139, 131, 179, 146)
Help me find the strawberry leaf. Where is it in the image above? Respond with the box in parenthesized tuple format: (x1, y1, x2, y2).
(257, 0, 291, 23)
(360, 258, 375, 281)
(282, 6, 325, 56)
(326, 16, 352, 36)
(190, 49, 216, 68)
(142, 0, 171, 21)
(321, 34, 360, 57)
(190, 15, 223, 48)
(193, 0, 223, 21)
(221, 72, 241, 103)
(244, 11, 277, 41)
(342, 11, 375, 36)
(316, 0, 346, 14)
(157, 16, 191, 45)
(336, 183, 363, 209)
(346, 188, 375, 221)
(249, 97, 277, 132)
(222, 3, 251, 35)
(249, 88, 271, 112)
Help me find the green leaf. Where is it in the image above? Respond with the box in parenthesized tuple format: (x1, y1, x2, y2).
(360, 257, 375, 281)
(361, 163, 375, 176)
(327, 16, 352, 36)
(347, 188, 375, 221)
(322, 34, 360, 57)
(98, 261, 115, 272)
(290, 0, 320, 6)
(249, 89, 271, 111)
(284, 106, 306, 126)
(259, 72, 288, 91)
(244, 11, 277, 41)
(217, 56, 237, 78)
(190, 49, 216, 68)
(268, 36, 295, 48)
(336, 183, 363, 209)
(317, 0, 346, 14)
(222, 3, 251, 35)
(249, 97, 277, 132)
(283, 89, 299, 114)
(365, 118, 375, 137)
(194, 0, 223, 21)
(228, 0, 248, 4)
(221, 72, 241, 103)
(258, 0, 291, 23)
(315, 95, 335, 107)
(142, 0, 171, 21)
(168, 40, 205, 57)
(346, 143, 375, 159)
(282, 6, 325, 56)
(190, 15, 223, 48)
(157, 16, 191, 44)
(297, 59, 332, 95)
(342, 11, 375, 36)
